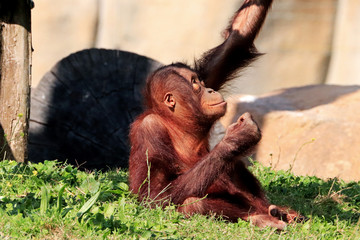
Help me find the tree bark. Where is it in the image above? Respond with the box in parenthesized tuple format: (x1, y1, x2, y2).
(0, 0, 32, 162)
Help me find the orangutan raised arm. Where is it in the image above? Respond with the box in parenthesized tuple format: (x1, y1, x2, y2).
(195, 0, 273, 91)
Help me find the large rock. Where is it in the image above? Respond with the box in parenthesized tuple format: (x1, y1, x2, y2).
(211, 85, 360, 181)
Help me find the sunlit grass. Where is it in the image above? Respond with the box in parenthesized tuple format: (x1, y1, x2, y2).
(0, 159, 359, 239)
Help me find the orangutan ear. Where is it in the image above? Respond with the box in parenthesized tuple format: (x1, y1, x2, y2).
(163, 92, 176, 110)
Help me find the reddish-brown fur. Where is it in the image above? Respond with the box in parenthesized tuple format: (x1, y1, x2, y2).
(129, 0, 304, 229)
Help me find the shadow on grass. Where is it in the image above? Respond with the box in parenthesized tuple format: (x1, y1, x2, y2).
(264, 173, 360, 224)
(0, 193, 39, 216)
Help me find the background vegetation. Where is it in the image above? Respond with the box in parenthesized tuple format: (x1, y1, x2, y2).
(0, 159, 359, 239)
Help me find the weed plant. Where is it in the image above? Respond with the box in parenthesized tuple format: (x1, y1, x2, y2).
(0, 159, 359, 239)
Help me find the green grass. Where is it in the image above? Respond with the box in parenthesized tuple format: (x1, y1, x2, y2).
(0, 159, 359, 239)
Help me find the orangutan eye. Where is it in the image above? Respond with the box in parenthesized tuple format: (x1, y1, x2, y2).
(191, 76, 201, 93)
(191, 77, 197, 84)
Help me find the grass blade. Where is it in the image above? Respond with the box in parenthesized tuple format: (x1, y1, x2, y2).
(40, 186, 50, 215)
(57, 184, 67, 214)
(77, 190, 101, 218)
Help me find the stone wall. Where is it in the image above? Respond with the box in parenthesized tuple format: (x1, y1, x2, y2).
(326, 0, 360, 85)
(32, 0, 360, 94)
(237, 0, 337, 94)
(32, 0, 98, 87)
